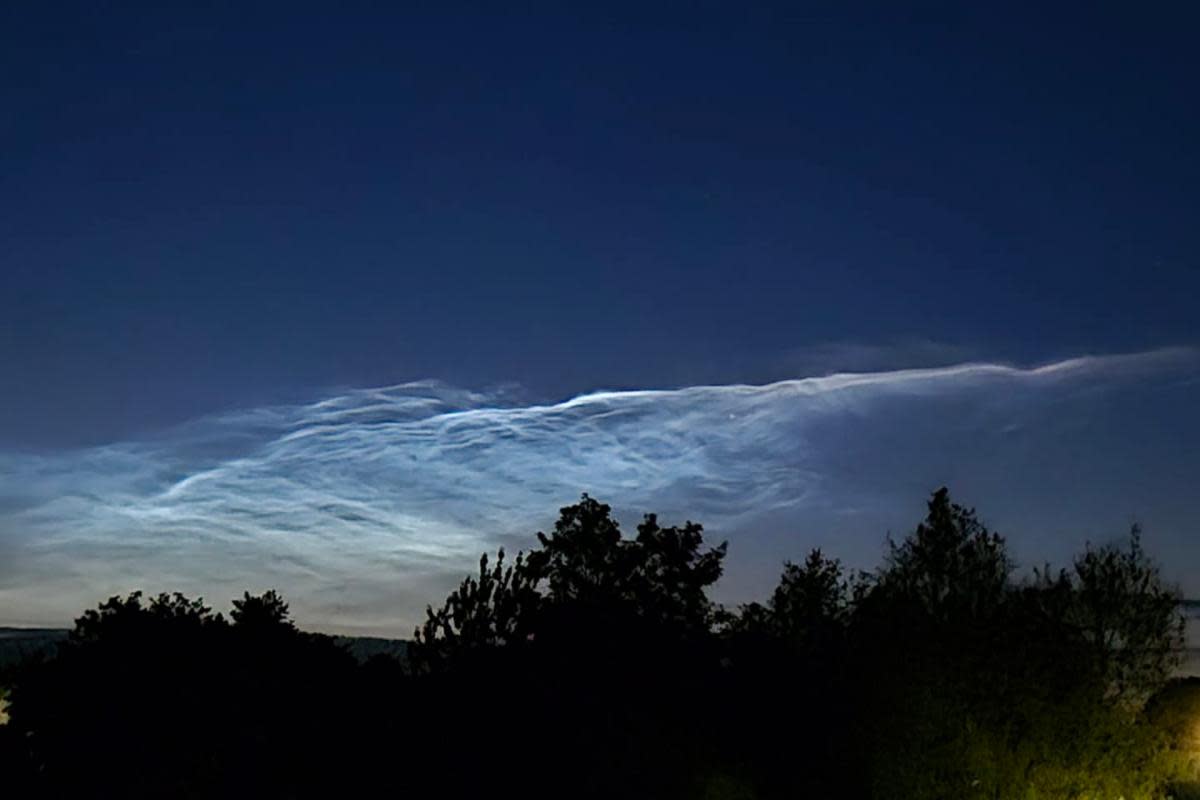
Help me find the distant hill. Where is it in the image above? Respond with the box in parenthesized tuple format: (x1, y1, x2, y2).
(0, 628, 68, 670)
(328, 635, 408, 665)
(0, 627, 408, 671)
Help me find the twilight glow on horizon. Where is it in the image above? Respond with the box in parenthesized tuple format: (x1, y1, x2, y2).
(2, 348, 1196, 636)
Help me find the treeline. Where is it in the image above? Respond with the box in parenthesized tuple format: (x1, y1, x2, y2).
(0, 489, 1194, 799)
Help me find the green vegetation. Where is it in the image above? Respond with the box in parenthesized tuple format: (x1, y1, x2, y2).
(0, 489, 1191, 799)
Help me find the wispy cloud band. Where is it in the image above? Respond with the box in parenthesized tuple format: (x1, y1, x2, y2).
(1, 348, 1196, 635)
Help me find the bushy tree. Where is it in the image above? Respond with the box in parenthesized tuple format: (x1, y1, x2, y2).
(4, 589, 360, 799)
(524, 494, 726, 633)
(230, 589, 294, 631)
(746, 549, 848, 647)
(875, 487, 1012, 623)
(2, 489, 1189, 800)
(719, 550, 853, 798)
(1070, 525, 1185, 703)
(413, 494, 727, 668)
(408, 494, 729, 800)
(70, 590, 224, 644)
(849, 490, 1184, 800)
(410, 548, 540, 671)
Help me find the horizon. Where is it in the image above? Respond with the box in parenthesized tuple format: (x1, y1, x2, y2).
(2, 347, 1198, 637)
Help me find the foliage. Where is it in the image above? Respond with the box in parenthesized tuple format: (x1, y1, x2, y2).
(411, 548, 540, 670)
(850, 490, 1185, 800)
(70, 590, 223, 644)
(875, 487, 1012, 623)
(2, 590, 361, 798)
(524, 495, 726, 633)
(730, 549, 848, 651)
(412, 494, 727, 670)
(230, 589, 294, 631)
(0, 489, 1189, 800)
(1069, 526, 1185, 704)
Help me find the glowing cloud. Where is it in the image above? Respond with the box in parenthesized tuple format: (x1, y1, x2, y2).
(0, 348, 1196, 635)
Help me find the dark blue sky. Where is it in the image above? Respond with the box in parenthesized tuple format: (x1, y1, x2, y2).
(3, 2, 1198, 448)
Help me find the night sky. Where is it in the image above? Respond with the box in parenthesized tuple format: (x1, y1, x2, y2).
(2, 4, 1197, 634)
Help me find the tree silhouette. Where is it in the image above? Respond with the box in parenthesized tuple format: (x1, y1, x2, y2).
(3, 589, 363, 799)
(732, 549, 848, 651)
(523, 494, 726, 626)
(875, 486, 1012, 622)
(412, 494, 728, 669)
(0, 488, 1189, 800)
(847, 489, 1184, 800)
(70, 590, 224, 644)
(411, 548, 540, 671)
(408, 494, 729, 799)
(1070, 525, 1185, 703)
(230, 589, 294, 631)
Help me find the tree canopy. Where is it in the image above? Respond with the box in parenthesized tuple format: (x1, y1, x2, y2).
(0, 489, 1189, 800)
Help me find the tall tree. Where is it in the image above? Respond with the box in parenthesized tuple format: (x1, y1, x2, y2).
(410, 548, 540, 671)
(1070, 525, 1185, 703)
(875, 486, 1012, 623)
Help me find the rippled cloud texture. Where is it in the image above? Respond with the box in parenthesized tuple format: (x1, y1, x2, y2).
(1, 349, 1197, 635)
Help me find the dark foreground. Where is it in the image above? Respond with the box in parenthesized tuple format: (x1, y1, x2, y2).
(1, 490, 1197, 799)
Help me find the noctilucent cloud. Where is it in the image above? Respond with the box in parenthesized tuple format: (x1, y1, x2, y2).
(1, 349, 1196, 635)
(2, 5, 1198, 632)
